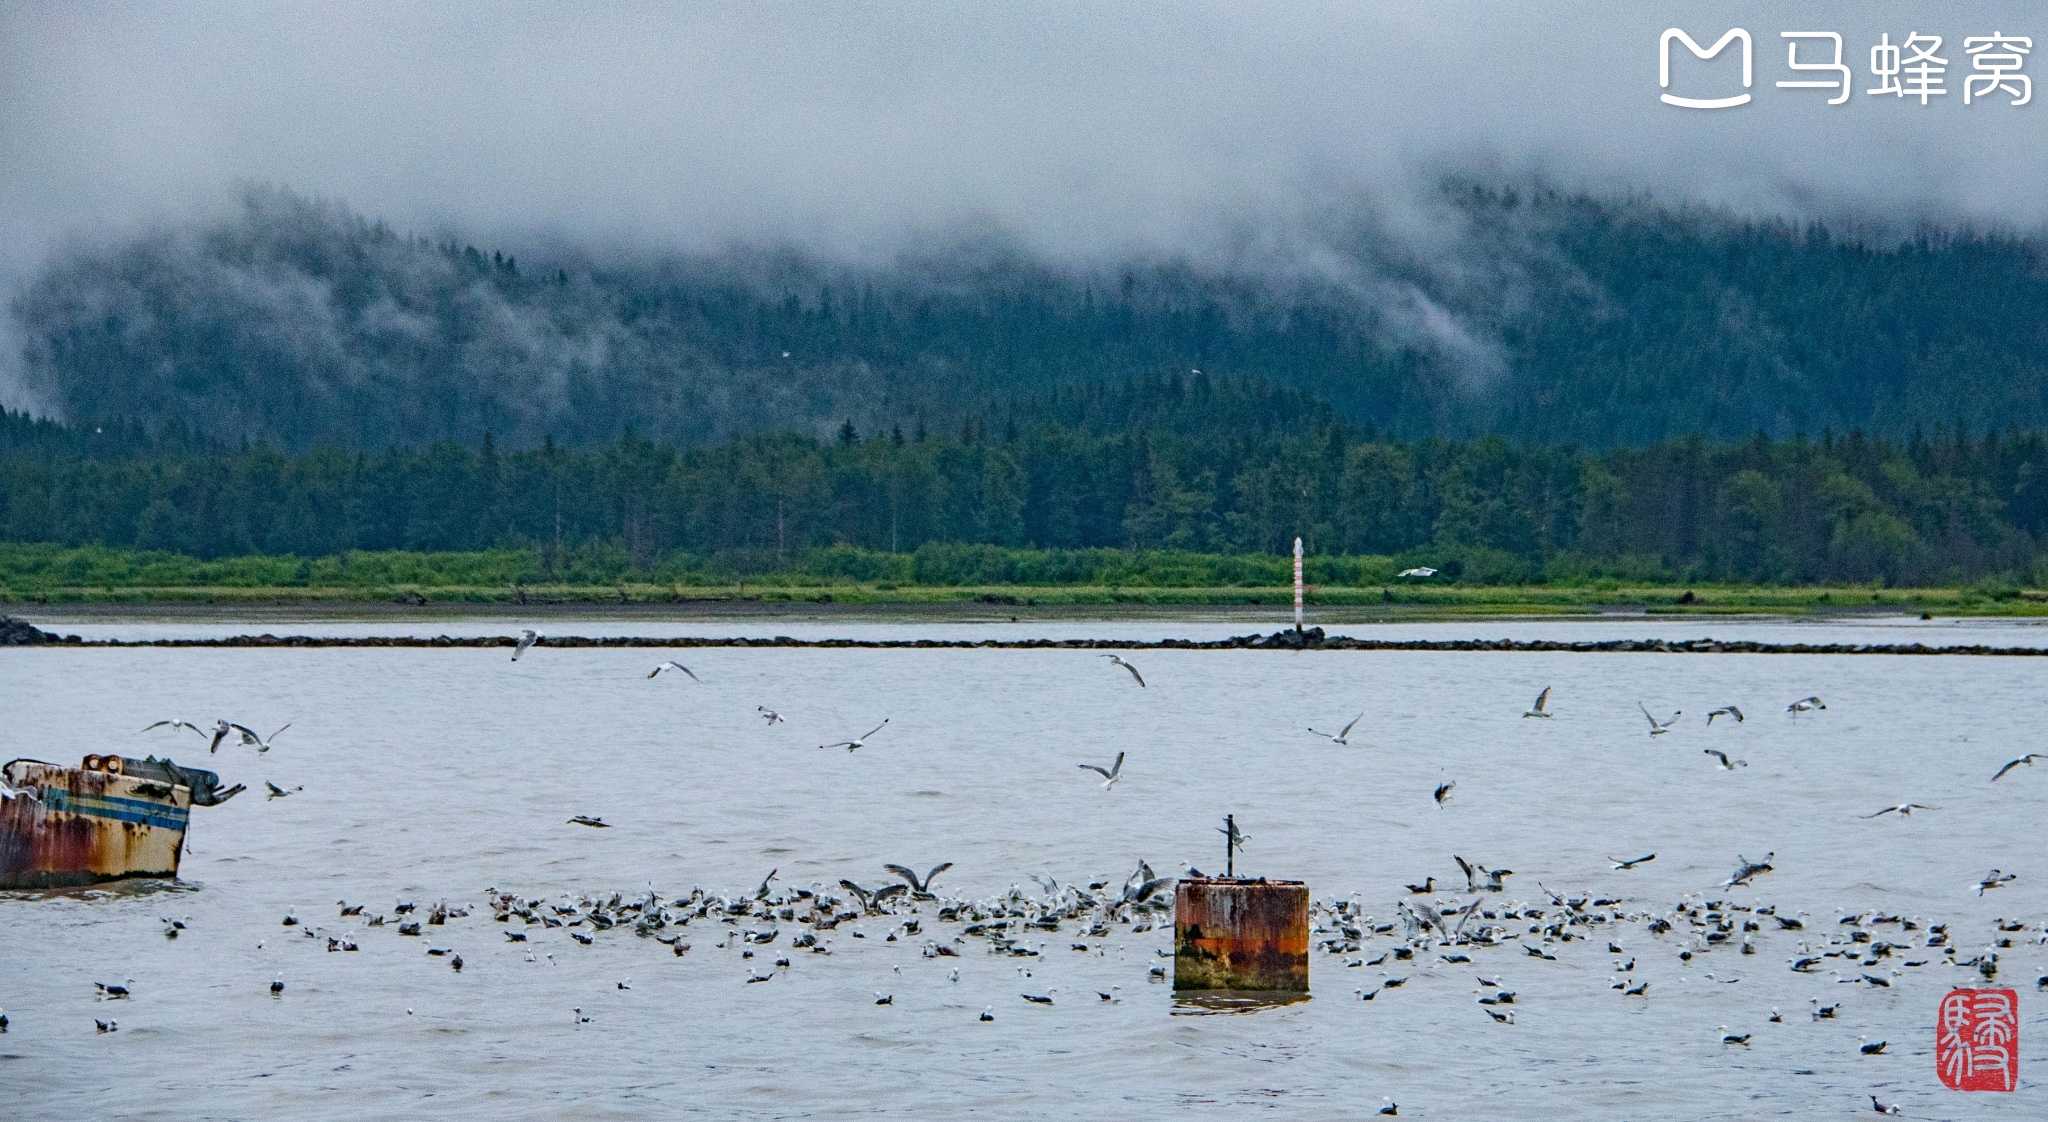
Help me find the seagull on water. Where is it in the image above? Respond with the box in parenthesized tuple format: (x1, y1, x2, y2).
(230, 723, 290, 752)
(1308, 713, 1364, 744)
(756, 706, 786, 725)
(1100, 655, 1146, 687)
(1859, 1035, 1887, 1055)
(884, 862, 953, 899)
(512, 629, 541, 661)
(1705, 706, 1744, 725)
(142, 719, 206, 737)
(648, 661, 701, 682)
(1078, 752, 1125, 790)
(1703, 749, 1747, 770)
(1522, 687, 1553, 718)
(1609, 853, 1656, 870)
(819, 719, 889, 752)
(1869, 1094, 1901, 1115)
(1991, 753, 2047, 782)
(1639, 703, 1680, 736)
(1860, 803, 1935, 818)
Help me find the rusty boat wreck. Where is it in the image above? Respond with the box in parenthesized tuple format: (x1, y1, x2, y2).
(0, 755, 243, 889)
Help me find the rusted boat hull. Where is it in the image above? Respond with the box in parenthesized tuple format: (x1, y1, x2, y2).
(1, 759, 195, 889)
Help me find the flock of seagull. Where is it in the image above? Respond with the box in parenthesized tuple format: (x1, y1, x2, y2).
(18, 631, 2042, 1116)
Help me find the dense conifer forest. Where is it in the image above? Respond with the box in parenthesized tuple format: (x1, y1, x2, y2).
(3, 404, 2043, 587)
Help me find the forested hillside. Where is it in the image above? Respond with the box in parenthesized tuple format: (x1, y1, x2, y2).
(14, 185, 2048, 451)
(5, 407, 2042, 587)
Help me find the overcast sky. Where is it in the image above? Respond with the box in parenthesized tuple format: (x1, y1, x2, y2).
(3, 1, 2045, 331)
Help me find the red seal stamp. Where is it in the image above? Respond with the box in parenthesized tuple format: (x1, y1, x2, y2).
(1937, 988, 2018, 1091)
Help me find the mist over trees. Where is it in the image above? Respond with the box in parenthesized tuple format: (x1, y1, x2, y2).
(15, 185, 2048, 453)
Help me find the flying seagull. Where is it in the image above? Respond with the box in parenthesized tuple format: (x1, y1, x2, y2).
(1705, 706, 1744, 725)
(1977, 869, 2017, 895)
(1308, 714, 1363, 744)
(1992, 753, 2046, 782)
(647, 661, 701, 682)
(1860, 803, 1935, 818)
(1608, 853, 1656, 870)
(1433, 780, 1455, 807)
(1703, 749, 1747, 770)
(1726, 852, 1774, 887)
(208, 719, 233, 753)
(884, 862, 953, 899)
(231, 723, 290, 752)
(1786, 695, 1825, 716)
(819, 719, 889, 752)
(1397, 567, 1437, 578)
(1639, 703, 1680, 736)
(264, 781, 302, 800)
(1100, 655, 1146, 687)
(756, 706, 786, 725)
(0, 774, 39, 803)
(1078, 752, 1125, 790)
(567, 815, 610, 828)
(1522, 688, 1552, 718)
(512, 629, 541, 661)
(142, 719, 206, 737)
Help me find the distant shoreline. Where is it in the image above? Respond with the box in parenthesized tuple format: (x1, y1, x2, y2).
(5, 582, 2047, 617)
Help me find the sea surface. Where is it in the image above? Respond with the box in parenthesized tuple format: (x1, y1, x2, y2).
(3, 612, 2045, 1119)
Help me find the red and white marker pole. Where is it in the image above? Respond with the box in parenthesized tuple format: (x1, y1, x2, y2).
(1293, 536, 1304, 631)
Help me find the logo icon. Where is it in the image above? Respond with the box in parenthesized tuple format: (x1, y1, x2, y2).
(1937, 988, 2018, 1092)
(1660, 28, 1753, 108)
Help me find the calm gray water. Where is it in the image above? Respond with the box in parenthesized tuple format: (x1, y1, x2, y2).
(4, 615, 2045, 1119)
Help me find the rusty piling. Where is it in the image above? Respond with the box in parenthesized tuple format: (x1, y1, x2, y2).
(1173, 877, 1310, 993)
